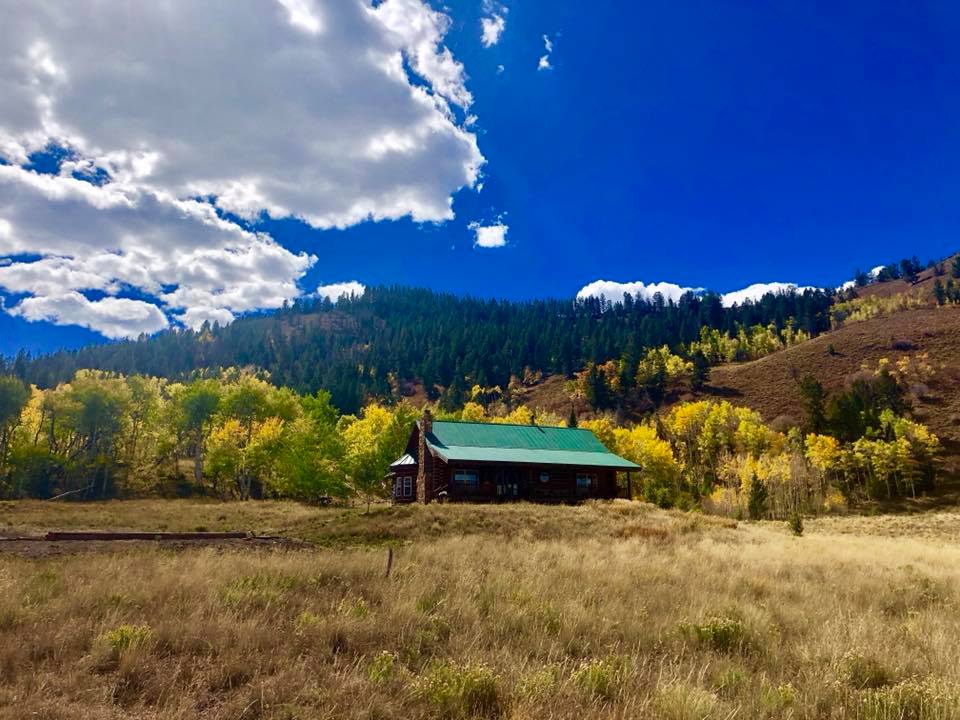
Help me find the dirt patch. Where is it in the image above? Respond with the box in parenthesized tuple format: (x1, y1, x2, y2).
(0, 535, 311, 558)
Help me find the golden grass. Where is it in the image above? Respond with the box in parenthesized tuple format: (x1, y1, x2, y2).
(1, 500, 959, 719)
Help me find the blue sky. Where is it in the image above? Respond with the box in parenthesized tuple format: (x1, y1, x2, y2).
(2, 0, 959, 355)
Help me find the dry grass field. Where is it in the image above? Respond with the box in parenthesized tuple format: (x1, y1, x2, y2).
(1, 500, 960, 719)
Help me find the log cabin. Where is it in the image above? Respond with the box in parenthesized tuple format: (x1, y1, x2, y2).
(387, 410, 639, 503)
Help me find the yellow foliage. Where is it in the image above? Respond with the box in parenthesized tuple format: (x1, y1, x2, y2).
(460, 401, 487, 422)
(635, 346, 692, 384)
(830, 289, 928, 329)
(805, 434, 842, 474)
(493, 405, 534, 425)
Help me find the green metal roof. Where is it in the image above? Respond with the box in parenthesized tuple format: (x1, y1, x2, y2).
(423, 421, 640, 469)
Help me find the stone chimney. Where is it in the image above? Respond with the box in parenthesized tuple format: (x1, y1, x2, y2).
(416, 409, 433, 503)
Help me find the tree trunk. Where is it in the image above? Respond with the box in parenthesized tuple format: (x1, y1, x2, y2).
(193, 429, 204, 486)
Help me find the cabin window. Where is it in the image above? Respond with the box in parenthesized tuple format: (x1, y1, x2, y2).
(576, 473, 595, 489)
(402, 476, 413, 497)
(454, 470, 479, 488)
(539, 472, 549, 483)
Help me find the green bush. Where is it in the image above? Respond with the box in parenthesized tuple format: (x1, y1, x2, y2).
(416, 662, 500, 718)
(367, 651, 398, 684)
(572, 657, 628, 701)
(860, 678, 960, 720)
(101, 624, 153, 652)
(679, 615, 750, 654)
(788, 511, 804, 536)
(514, 665, 561, 702)
(840, 652, 890, 690)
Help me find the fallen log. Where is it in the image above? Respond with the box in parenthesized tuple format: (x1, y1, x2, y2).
(44, 531, 250, 541)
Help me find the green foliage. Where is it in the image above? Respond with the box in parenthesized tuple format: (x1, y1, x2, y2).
(859, 678, 960, 720)
(690, 350, 710, 391)
(798, 374, 827, 434)
(788, 511, 803, 536)
(934, 279, 946, 306)
(572, 657, 628, 700)
(367, 651, 398, 684)
(747, 477, 768, 520)
(12, 286, 835, 414)
(416, 662, 500, 718)
(679, 615, 750, 654)
(839, 652, 890, 690)
(101, 624, 153, 652)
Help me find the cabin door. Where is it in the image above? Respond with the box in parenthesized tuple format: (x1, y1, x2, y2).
(496, 468, 520, 499)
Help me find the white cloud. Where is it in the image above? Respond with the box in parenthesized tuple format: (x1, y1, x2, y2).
(177, 306, 236, 330)
(720, 282, 814, 307)
(316, 281, 366, 301)
(481, 14, 506, 48)
(577, 280, 696, 304)
(0, 165, 314, 337)
(9, 292, 168, 339)
(578, 278, 818, 307)
(469, 221, 508, 248)
(0, 0, 483, 229)
(538, 34, 554, 70)
(0, 0, 485, 337)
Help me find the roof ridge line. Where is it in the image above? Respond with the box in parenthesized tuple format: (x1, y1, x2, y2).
(433, 419, 588, 430)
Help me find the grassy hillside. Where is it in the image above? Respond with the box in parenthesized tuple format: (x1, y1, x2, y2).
(2, 500, 960, 719)
(703, 305, 960, 477)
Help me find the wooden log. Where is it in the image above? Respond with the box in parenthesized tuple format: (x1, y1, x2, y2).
(44, 531, 250, 541)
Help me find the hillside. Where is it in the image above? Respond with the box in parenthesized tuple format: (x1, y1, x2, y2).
(10, 285, 834, 413)
(704, 305, 960, 474)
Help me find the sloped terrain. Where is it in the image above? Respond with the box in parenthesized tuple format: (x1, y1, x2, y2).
(704, 305, 960, 471)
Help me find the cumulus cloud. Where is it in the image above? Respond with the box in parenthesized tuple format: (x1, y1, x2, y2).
(720, 282, 814, 307)
(469, 221, 508, 248)
(0, 164, 314, 336)
(9, 292, 168, 339)
(577, 280, 697, 304)
(538, 35, 554, 70)
(316, 281, 366, 302)
(481, 14, 506, 47)
(577, 278, 817, 307)
(0, 0, 484, 337)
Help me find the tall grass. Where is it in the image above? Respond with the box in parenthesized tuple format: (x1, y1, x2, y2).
(0, 501, 958, 718)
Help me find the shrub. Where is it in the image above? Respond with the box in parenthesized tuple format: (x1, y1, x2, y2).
(416, 662, 500, 718)
(788, 511, 804, 536)
(295, 610, 323, 631)
(654, 682, 719, 720)
(747, 478, 768, 520)
(711, 665, 750, 697)
(571, 657, 628, 701)
(761, 682, 797, 711)
(514, 665, 561, 702)
(680, 616, 750, 654)
(367, 651, 398, 684)
(859, 678, 960, 720)
(338, 597, 369, 618)
(101, 624, 153, 652)
(840, 652, 890, 690)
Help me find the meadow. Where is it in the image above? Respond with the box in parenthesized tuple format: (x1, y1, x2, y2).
(1, 500, 959, 719)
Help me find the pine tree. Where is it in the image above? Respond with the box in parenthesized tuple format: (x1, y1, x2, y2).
(798, 374, 827, 434)
(690, 351, 710, 391)
(952, 256, 960, 279)
(934, 279, 946, 306)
